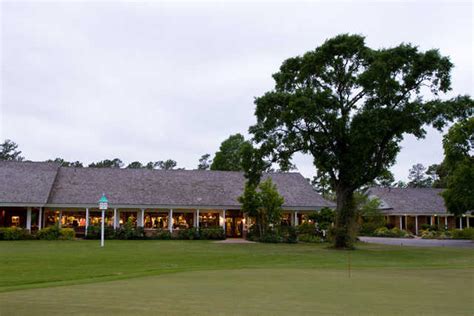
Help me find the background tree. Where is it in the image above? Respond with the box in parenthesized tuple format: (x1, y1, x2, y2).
(407, 163, 432, 188)
(249, 34, 472, 248)
(210, 134, 247, 171)
(238, 178, 284, 238)
(46, 158, 83, 167)
(88, 158, 123, 168)
(197, 154, 212, 170)
(156, 159, 178, 170)
(441, 118, 474, 216)
(145, 161, 159, 169)
(127, 161, 144, 169)
(426, 163, 448, 188)
(0, 139, 24, 161)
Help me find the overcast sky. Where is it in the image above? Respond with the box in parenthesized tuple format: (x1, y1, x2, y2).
(1, 1, 472, 181)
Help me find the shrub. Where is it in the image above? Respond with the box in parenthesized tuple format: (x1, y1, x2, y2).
(298, 234, 324, 243)
(147, 229, 172, 240)
(259, 229, 283, 243)
(37, 225, 61, 240)
(280, 225, 298, 243)
(451, 228, 474, 240)
(0, 227, 30, 240)
(297, 222, 316, 235)
(60, 228, 75, 240)
(176, 228, 199, 240)
(374, 227, 411, 238)
(420, 229, 452, 239)
(358, 222, 383, 236)
(199, 226, 225, 240)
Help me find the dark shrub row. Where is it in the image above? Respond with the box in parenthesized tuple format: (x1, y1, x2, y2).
(84, 225, 225, 240)
(0, 226, 75, 240)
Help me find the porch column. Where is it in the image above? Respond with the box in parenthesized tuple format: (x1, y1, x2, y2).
(113, 208, 118, 229)
(220, 210, 226, 230)
(168, 209, 173, 232)
(85, 208, 89, 236)
(467, 216, 470, 228)
(430, 216, 433, 226)
(58, 211, 62, 228)
(405, 215, 408, 230)
(294, 211, 298, 226)
(444, 216, 448, 229)
(415, 216, 418, 235)
(399, 216, 403, 230)
(138, 209, 145, 227)
(459, 217, 463, 229)
(194, 209, 200, 228)
(26, 207, 32, 231)
(38, 207, 43, 230)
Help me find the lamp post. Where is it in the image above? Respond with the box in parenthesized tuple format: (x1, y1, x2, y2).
(98, 193, 109, 247)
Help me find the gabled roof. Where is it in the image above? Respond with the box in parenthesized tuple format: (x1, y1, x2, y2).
(0, 161, 60, 205)
(368, 187, 447, 216)
(0, 161, 333, 210)
(48, 167, 333, 209)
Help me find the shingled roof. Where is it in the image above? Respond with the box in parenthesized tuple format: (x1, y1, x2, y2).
(0, 161, 333, 210)
(0, 161, 60, 205)
(368, 187, 447, 216)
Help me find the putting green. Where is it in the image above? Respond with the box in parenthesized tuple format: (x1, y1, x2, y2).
(0, 268, 472, 315)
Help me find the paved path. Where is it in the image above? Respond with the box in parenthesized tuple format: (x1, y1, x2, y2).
(214, 238, 256, 244)
(359, 236, 474, 248)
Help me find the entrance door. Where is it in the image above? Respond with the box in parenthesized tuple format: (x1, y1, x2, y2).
(225, 211, 243, 238)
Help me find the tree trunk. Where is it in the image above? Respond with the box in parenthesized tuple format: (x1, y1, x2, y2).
(333, 186, 356, 249)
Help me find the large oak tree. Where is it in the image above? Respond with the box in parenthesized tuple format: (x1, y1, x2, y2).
(249, 34, 473, 248)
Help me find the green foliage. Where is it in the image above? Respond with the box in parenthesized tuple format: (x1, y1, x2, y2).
(59, 228, 76, 240)
(210, 134, 247, 171)
(46, 158, 83, 167)
(355, 194, 385, 236)
(374, 227, 411, 238)
(248, 33, 473, 248)
(451, 228, 474, 240)
(146, 229, 172, 240)
(197, 154, 212, 170)
(308, 207, 334, 230)
(37, 226, 61, 240)
(88, 158, 123, 168)
(420, 229, 452, 239)
(0, 139, 24, 161)
(441, 118, 474, 216)
(127, 161, 144, 169)
(0, 227, 30, 240)
(239, 178, 284, 238)
(199, 227, 225, 240)
(407, 163, 433, 188)
(176, 228, 200, 240)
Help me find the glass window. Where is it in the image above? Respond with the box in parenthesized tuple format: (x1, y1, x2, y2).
(144, 212, 169, 229)
(173, 212, 193, 229)
(199, 212, 219, 227)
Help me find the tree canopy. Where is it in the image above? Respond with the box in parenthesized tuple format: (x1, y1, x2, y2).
(197, 154, 212, 170)
(210, 134, 247, 171)
(88, 158, 124, 168)
(249, 34, 473, 248)
(0, 139, 24, 161)
(407, 163, 432, 188)
(441, 118, 474, 216)
(46, 158, 83, 168)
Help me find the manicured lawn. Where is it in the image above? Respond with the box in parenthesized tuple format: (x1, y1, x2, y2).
(0, 240, 473, 315)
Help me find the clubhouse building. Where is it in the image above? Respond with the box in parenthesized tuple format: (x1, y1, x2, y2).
(368, 187, 473, 235)
(0, 161, 333, 238)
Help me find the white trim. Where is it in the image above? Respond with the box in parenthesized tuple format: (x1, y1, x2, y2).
(113, 208, 118, 229)
(415, 216, 418, 235)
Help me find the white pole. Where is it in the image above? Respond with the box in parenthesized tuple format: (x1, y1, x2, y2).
(399, 216, 403, 230)
(58, 211, 62, 228)
(38, 207, 43, 230)
(467, 217, 470, 228)
(101, 210, 105, 247)
(294, 211, 298, 226)
(415, 216, 418, 235)
(444, 216, 448, 229)
(221, 210, 226, 230)
(26, 207, 32, 231)
(85, 208, 89, 236)
(139, 209, 145, 227)
(195, 209, 200, 228)
(168, 209, 173, 232)
(113, 208, 117, 229)
(459, 217, 463, 230)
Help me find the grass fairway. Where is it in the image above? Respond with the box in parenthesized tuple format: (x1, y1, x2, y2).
(0, 241, 473, 315)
